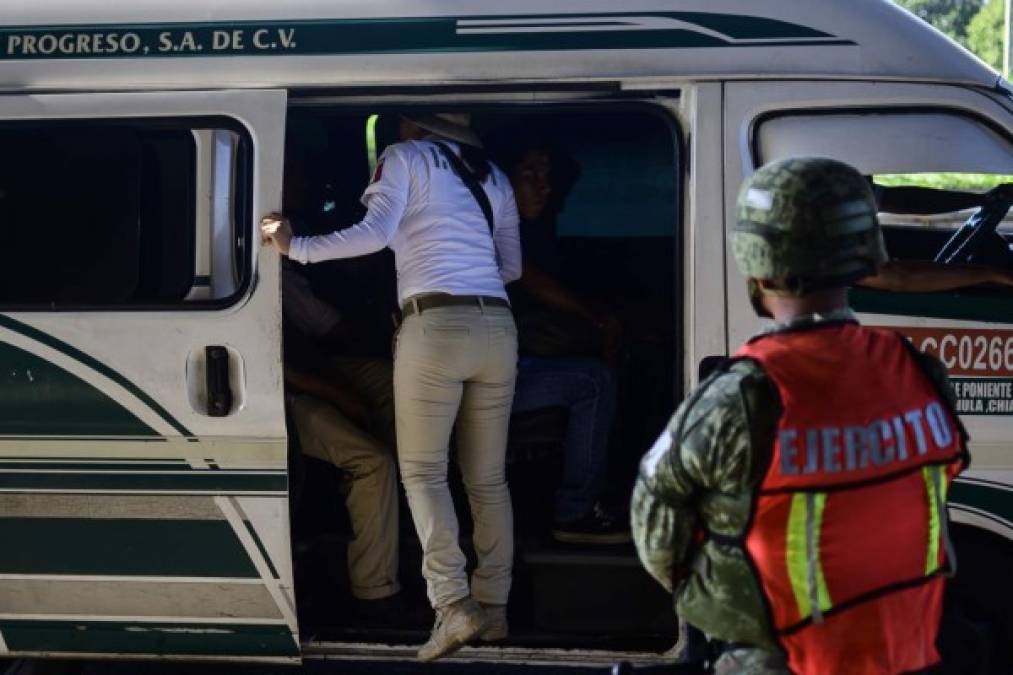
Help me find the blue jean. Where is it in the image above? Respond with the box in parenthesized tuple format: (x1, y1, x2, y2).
(512, 357, 616, 524)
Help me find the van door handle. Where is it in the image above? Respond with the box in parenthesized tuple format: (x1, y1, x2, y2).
(205, 345, 233, 417)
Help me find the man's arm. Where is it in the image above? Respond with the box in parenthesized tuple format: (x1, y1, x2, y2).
(858, 260, 1013, 292)
(495, 179, 523, 284)
(632, 364, 773, 592)
(520, 261, 599, 322)
(517, 259, 622, 363)
(913, 349, 959, 411)
(284, 366, 369, 427)
(281, 146, 411, 263)
(631, 448, 698, 593)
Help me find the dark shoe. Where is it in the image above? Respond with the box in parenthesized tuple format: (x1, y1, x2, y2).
(552, 502, 632, 544)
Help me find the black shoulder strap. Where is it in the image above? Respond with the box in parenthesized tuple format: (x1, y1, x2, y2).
(434, 141, 495, 237)
(896, 331, 971, 448)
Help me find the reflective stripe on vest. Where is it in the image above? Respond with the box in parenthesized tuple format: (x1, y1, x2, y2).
(923, 464, 955, 576)
(786, 492, 831, 624)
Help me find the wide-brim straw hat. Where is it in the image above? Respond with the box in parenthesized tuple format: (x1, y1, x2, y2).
(404, 112, 483, 148)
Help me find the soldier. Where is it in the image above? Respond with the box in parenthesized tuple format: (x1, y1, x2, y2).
(631, 157, 968, 674)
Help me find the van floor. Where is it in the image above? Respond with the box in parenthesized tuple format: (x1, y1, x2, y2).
(294, 527, 677, 654)
(39, 658, 700, 675)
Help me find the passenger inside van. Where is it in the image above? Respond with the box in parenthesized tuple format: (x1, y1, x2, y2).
(858, 180, 1013, 291)
(277, 145, 410, 626)
(504, 141, 629, 544)
(283, 264, 404, 620)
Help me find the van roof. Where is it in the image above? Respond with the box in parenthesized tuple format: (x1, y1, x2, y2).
(0, 0, 1003, 93)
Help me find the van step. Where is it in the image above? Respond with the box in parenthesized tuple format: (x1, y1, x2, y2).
(521, 540, 641, 567)
(516, 540, 676, 638)
(58, 655, 700, 675)
(303, 640, 686, 670)
(304, 627, 673, 654)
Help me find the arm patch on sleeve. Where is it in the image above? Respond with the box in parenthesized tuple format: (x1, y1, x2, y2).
(641, 429, 674, 479)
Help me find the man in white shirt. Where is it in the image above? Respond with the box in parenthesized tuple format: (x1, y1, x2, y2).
(262, 113, 521, 661)
(282, 118, 521, 304)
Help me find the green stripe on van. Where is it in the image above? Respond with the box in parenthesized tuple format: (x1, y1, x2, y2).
(950, 480, 1013, 525)
(0, 315, 192, 436)
(0, 518, 259, 577)
(0, 462, 189, 471)
(0, 341, 156, 437)
(0, 13, 851, 63)
(0, 619, 297, 657)
(0, 471, 286, 492)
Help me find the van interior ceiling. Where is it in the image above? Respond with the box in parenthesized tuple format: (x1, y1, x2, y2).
(284, 106, 680, 649)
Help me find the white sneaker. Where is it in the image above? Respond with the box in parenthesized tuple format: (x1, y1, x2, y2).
(417, 597, 486, 662)
(479, 602, 508, 641)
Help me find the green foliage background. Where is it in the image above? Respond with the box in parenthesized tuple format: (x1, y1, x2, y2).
(894, 0, 1004, 71)
(890, 1, 1009, 193)
(895, 0, 1004, 71)
(877, 173, 1013, 191)
(966, 0, 1006, 69)
(893, 0, 987, 41)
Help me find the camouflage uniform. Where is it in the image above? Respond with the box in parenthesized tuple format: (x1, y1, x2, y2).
(631, 309, 956, 670)
(632, 157, 955, 672)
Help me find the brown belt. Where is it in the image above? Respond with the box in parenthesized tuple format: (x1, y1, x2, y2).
(401, 294, 510, 318)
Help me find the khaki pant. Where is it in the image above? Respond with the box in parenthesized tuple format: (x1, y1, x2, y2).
(288, 357, 399, 601)
(394, 304, 517, 608)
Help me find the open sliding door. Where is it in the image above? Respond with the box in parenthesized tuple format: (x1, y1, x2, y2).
(0, 89, 296, 662)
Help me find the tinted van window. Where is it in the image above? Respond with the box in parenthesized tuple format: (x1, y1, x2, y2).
(0, 121, 249, 308)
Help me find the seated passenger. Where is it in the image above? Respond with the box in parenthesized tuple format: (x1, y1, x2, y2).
(506, 142, 629, 544)
(859, 181, 1013, 290)
(282, 261, 403, 616)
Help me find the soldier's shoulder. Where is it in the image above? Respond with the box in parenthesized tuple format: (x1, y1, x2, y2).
(676, 358, 773, 434)
(695, 357, 772, 404)
(910, 348, 956, 404)
(911, 347, 949, 376)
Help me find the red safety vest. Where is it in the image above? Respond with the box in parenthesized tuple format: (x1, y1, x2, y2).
(735, 323, 966, 675)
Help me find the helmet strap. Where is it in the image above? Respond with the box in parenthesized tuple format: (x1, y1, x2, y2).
(748, 278, 774, 319)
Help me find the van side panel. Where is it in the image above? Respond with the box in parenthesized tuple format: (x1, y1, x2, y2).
(0, 1, 998, 92)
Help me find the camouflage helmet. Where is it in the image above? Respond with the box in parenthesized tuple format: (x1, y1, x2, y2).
(732, 157, 887, 294)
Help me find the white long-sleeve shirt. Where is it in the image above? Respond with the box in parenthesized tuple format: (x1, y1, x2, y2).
(288, 138, 522, 305)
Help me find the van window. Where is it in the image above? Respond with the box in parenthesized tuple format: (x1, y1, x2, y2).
(0, 120, 250, 308)
(755, 110, 1013, 322)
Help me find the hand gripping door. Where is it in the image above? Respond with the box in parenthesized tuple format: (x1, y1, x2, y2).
(0, 90, 296, 662)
